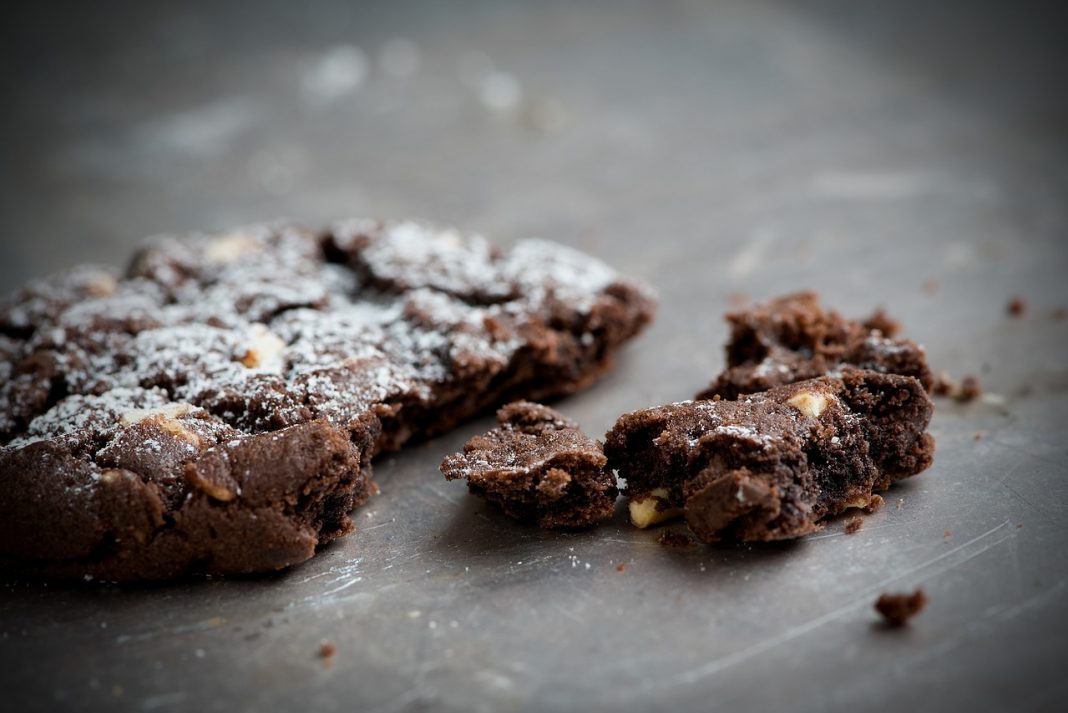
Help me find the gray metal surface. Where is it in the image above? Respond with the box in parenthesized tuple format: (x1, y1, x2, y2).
(2, 2, 1067, 711)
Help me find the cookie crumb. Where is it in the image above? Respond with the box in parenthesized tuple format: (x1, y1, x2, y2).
(845, 516, 863, 534)
(875, 588, 928, 626)
(319, 641, 336, 669)
(616, 563, 626, 573)
(656, 530, 696, 548)
(863, 495, 885, 514)
(862, 308, 900, 337)
(943, 530, 952, 538)
(932, 372, 982, 402)
(973, 433, 982, 441)
(957, 375, 982, 402)
(1007, 296, 1027, 317)
(932, 371, 955, 397)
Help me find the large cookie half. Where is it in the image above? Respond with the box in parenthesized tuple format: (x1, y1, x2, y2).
(0, 220, 655, 580)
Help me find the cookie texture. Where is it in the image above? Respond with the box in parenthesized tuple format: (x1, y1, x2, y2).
(697, 292, 933, 400)
(605, 369, 934, 543)
(440, 401, 616, 529)
(0, 220, 655, 580)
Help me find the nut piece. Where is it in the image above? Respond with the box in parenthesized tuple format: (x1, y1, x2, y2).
(240, 324, 286, 369)
(86, 273, 118, 297)
(186, 470, 237, 502)
(629, 488, 683, 529)
(98, 468, 128, 484)
(119, 403, 202, 446)
(205, 233, 259, 264)
(845, 493, 874, 510)
(787, 391, 829, 418)
(119, 403, 195, 427)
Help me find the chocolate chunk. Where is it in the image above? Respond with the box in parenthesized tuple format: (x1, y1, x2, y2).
(440, 401, 617, 529)
(1, 221, 655, 580)
(605, 369, 934, 543)
(697, 292, 933, 400)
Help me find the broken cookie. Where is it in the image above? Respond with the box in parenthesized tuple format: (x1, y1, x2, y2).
(0, 220, 655, 580)
(440, 401, 617, 529)
(697, 292, 933, 400)
(605, 368, 934, 542)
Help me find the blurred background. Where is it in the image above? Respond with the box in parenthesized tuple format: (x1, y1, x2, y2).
(2, 0, 1066, 290)
(2, 2, 1068, 712)
(4, 0, 1067, 404)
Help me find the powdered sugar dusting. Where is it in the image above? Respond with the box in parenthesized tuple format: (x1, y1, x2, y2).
(2, 220, 649, 454)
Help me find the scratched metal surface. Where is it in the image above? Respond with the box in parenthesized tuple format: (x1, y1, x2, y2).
(1, 1, 1067, 711)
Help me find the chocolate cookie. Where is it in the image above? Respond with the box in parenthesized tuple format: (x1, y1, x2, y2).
(697, 292, 933, 400)
(440, 401, 616, 529)
(605, 369, 934, 542)
(0, 220, 655, 580)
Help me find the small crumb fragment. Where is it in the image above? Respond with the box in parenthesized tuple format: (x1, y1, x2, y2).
(931, 372, 982, 402)
(863, 495, 884, 514)
(319, 641, 336, 669)
(616, 563, 626, 573)
(932, 371, 954, 397)
(1007, 296, 1027, 317)
(875, 588, 928, 627)
(844, 516, 863, 534)
(1052, 307, 1067, 321)
(1017, 523, 1024, 529)
(862, 308, 900, 337)
(943, 530, 952, 539)
(974, 433, 982, 441)
(957, 375, 982, 402)
(657, 530, 696, 548)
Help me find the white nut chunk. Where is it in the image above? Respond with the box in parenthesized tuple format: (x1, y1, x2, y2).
(240, 324, 286, 369)
(205, 233, 259, 263)
(119, 402, 194, 427)
(85, 273, 118, 297)
(787, 391, 830, 419)
(629, 487, 683, 529)
(119, 403, 202, 445)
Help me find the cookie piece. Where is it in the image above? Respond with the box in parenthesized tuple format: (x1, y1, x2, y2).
(605, 369, 934, 542)
(697, 292, 933, 400)
(440, 401, 616, 529)
(875, 588, 928, 626)
(1, 221, 655, 580)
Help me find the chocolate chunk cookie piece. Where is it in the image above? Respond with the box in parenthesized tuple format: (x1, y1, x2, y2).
(605, 369, 934, 543)
(697, 292, 933, 400)
(1, 220, 654, 580)
(441, 401, 616, 529)
(0, 398, 373, 581)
